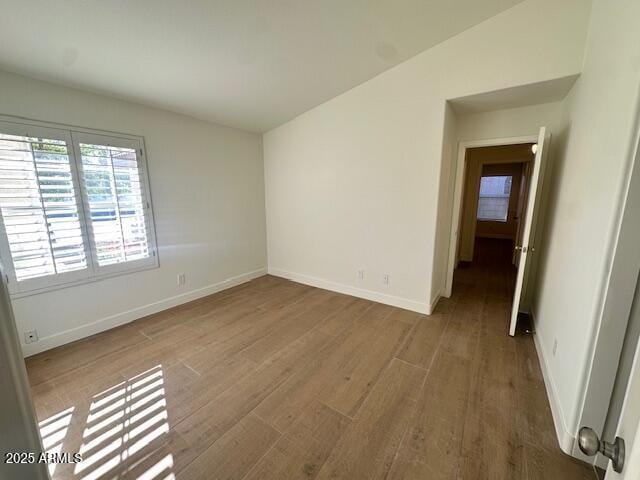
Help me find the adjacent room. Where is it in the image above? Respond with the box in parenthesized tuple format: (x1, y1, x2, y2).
(1, 1, 640, 480)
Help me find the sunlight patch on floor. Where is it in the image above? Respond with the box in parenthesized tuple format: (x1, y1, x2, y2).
(39, 365, 175, 480)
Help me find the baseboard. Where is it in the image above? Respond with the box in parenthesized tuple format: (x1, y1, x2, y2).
(268, 268, 431, 314)
(21, 267, 267, 357)
(532, 327, 576, 454)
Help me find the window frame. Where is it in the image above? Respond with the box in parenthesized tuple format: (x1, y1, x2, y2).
(0, 115, 159, 297)
(476, 174, 513, 223)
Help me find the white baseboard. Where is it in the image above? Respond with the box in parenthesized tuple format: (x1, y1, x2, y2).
(532, 328, 576, 454)
(21, 267, 267, 357)
(268, 267, 431, 314)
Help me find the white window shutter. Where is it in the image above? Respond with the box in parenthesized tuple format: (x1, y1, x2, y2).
(0, 132, 87, 282)
(72, 132, 156, 276)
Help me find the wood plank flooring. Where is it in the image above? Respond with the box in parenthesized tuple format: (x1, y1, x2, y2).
(26, 239, 596, 480)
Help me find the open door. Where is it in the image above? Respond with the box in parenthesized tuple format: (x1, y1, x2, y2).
(578, 315, 640, 479)
(577, 115, 640, 478)
(509, 127, 548, 336)
(606, 327, 640, 479)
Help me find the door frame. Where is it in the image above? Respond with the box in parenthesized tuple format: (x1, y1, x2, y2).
(444, 134, 539, 298)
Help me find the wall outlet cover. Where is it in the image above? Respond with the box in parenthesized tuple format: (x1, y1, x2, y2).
(24, 330, 38, 344)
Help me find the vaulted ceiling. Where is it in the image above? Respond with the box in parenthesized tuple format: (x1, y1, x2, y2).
(0, 0, 524, 132)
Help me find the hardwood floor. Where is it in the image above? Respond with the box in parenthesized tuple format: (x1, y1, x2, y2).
(26, 239, 596, 480)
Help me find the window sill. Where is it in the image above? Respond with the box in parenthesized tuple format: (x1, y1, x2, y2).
(9, 259, 160, 299)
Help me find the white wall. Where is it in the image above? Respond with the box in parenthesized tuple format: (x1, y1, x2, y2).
(0, 70, 267, 356)
(531, 0, 640, 454)
(456, 102, 564, 142)
(264, 0, 591, 314)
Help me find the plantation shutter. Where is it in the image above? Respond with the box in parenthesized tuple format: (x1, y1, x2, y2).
(72, 132, 154, 274)
(0, 123, 88, 287)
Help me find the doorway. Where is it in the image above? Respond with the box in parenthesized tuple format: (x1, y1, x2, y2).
(458, 147, 532, 266)
(445, 130, 549, 336)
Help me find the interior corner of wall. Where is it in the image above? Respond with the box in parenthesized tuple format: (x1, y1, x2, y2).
(429, 291, 442, 315)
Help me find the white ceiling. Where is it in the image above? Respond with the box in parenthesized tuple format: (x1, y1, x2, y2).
(0, 0, 523, 132)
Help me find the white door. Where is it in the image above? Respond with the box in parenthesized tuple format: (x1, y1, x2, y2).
(576, 113, 640, 477)
(509, 127, 548, 336)
(604, 117, 640, 479)
(580, 307, 640, 478)
(607, 336, 640, 479)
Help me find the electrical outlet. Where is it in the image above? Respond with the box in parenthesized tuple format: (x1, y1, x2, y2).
(177, 273, 186, 286)
(553, 339, 558, 356)
(382, 274, 390, 286)
(24, 330, 38, 344)
(357, 270, 365, 280)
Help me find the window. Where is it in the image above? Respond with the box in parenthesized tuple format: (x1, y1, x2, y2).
(476, 175, 512, 222)
(0, 119, 157, 295)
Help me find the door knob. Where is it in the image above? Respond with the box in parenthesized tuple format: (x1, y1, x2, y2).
(578, 426, 625, 473)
